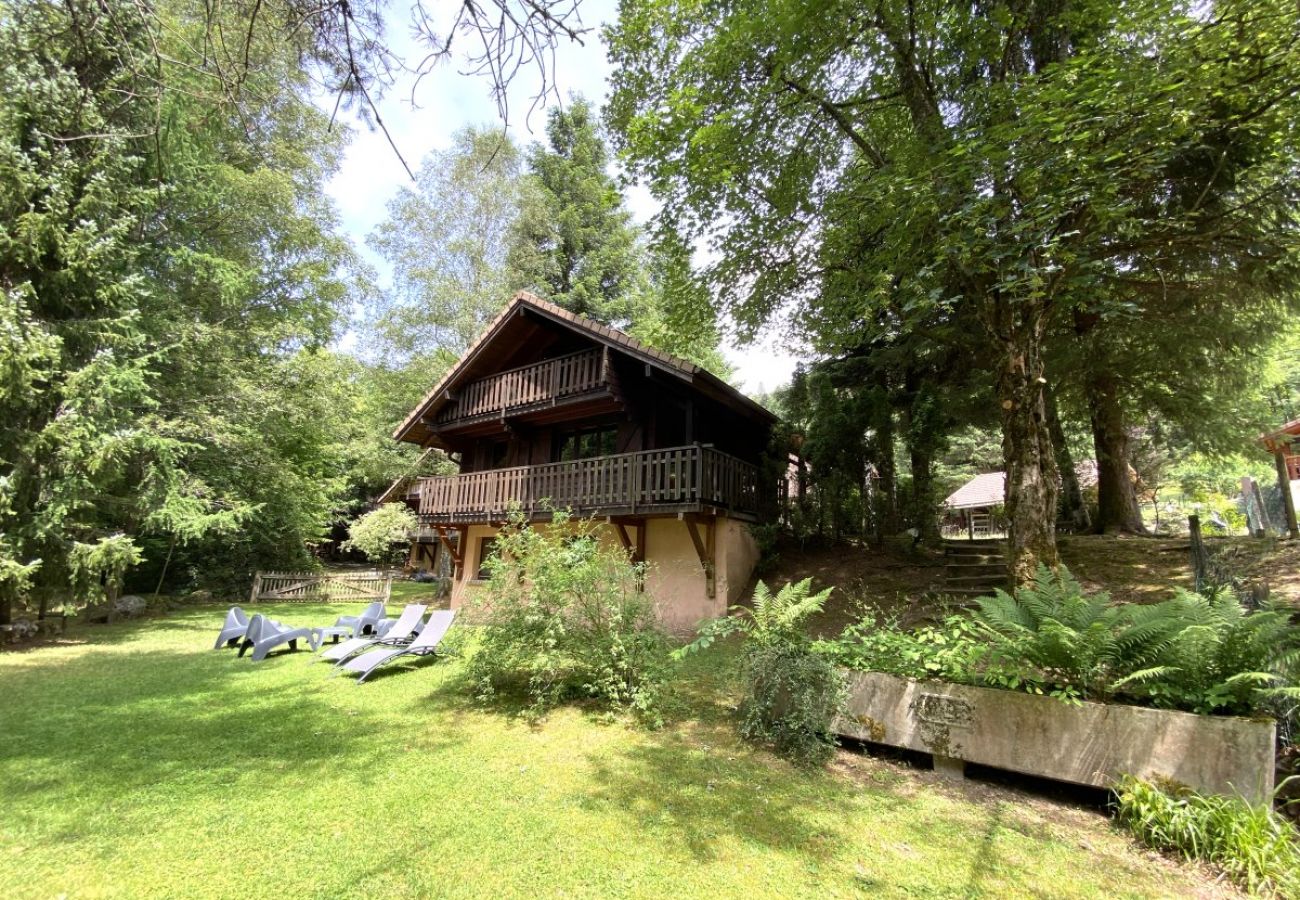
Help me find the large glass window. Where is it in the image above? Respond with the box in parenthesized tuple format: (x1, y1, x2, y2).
(475, 536, 498, 581)
(555, 425, 618, 462)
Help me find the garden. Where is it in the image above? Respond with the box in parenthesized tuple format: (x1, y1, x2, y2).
(4, 518, 1298, 899)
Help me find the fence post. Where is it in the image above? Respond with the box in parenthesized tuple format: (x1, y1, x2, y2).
(248, 573, 262, 604)
(1188, 515, 1209, 592)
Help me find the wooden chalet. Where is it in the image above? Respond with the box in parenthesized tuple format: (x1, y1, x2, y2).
(392, 291, 779, 630)
(1261, 418, 1300, 538)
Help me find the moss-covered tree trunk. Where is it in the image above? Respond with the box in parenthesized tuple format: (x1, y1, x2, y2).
(990, 297, 1060, 584)
(1085, 371, 1145, 534)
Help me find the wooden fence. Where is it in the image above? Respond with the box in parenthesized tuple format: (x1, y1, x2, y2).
(249, 570, 393, 604)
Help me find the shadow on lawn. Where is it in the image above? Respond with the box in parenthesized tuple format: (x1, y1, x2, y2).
(0, 625, 425, 806)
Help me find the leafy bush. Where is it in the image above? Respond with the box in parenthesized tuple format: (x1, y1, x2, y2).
(466, 508, 667, 722)
(681, 579, 846, 766)
(822, 566, 1300, 717)
(816, 612, 990, 684)
(1115, 775, 1300, 898)
(977, 567, 1300, 713)
(343, 503, 418, 569)
(1115, 588, 1300, 716)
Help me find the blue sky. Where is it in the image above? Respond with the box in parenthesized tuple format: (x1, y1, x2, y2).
(322, 0, 802, 395)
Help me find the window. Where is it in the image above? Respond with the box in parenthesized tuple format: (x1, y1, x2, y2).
(555, 424, 618, 462)
(475, 536, 498, 581)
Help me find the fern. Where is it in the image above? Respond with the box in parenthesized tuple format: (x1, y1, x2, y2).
(971, 568, 1300, 715)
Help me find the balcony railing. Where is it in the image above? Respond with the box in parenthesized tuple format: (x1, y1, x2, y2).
(414, 445, 763, 524)
(436, 348, 608, 424)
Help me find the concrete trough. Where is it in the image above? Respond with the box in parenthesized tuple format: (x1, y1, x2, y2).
(836, 671, 1276, 803)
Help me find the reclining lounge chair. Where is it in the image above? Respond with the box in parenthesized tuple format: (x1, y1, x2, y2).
(238, 614, 321, 661)
(318, 604, 427, 663)
(213, 606, 250, 649)
(335, 610, 456, 683)
(332, 601, 387, 637)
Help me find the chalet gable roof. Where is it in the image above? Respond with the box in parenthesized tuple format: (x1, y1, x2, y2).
(394, 291, 776, 443)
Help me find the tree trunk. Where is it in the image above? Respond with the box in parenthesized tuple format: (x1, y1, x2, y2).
(990, 297, 1060, 585)
(1044, 385, 1088, 531)
(872, 396, 899, 537)
(1085, 370, 1145, 534)
(910, 444, 940, 543)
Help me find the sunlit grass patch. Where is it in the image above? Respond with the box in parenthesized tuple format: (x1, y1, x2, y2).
(0, 605, 1226, 899)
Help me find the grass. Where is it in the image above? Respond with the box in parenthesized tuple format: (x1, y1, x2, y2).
(0, 604, 1227, 899)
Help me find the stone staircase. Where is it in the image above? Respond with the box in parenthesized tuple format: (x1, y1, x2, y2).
(942, 539, 1008, 598)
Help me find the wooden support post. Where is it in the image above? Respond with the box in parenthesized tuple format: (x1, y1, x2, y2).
(684, 516, 716, 599)
(614, 522, 633, 556)
(1189, 514, 1209, 591)
(249, 572, 263, 604)
(436, 527, 464, 580)
(1276, 449, 1299, 540)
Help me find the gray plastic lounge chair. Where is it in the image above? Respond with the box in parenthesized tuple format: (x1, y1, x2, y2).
(332, 601, 387, 637)
(335, 610, 456, 683)
(239, 614, 321, 661)
(318, 604, 428, 663)
(213, 606, 250, 649)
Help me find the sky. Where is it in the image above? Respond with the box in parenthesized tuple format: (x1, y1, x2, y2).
(322, 0, 803, 396)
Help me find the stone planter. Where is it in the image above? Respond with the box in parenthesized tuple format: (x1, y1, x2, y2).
(836, 671, 1276, 803)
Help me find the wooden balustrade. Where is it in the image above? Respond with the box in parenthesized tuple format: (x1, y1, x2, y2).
(414, 445, 763, 523)
(436, 348, 607, 423)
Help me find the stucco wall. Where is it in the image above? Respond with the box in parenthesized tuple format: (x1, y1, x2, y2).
(447, 516, 760, 633)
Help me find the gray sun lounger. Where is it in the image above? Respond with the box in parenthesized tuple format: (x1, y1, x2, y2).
(318, 604, 428, 663)
(332, 601, 387, 637)
(238, 614, 321, 661)
(213, 606, 250, 649)
(334, 610, 456, 683)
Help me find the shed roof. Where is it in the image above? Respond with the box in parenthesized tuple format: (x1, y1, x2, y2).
(943, 472, 1006, 510)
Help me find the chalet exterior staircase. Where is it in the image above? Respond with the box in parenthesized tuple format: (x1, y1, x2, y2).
(942, 539, 1008, 598)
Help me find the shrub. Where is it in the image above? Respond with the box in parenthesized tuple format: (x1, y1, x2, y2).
(343, 503, 418, 570)
(681, 578, 846, 766)
(815, 612, 992, 685)
(823, 566, 1300, 717)
(466, 508, 667, 722)
(1115, 775, 1300, 898)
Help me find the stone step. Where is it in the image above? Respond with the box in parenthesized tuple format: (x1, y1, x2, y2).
(944, 553, 1006, 564)
(945, 574, 1008, 587)
(939, 585, 1004, 597)
(944, 563, 1004, 577)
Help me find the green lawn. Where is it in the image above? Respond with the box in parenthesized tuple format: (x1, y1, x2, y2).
(0, 604, 1220, 899)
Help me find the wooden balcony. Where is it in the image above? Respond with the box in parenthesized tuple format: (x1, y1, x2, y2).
(414, 445, 765, 525)
(434, 348, 611, 427)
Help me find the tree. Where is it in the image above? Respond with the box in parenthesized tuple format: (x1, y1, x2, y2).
(370, 128, 532, 361)
(507, 97, 643, 324)
(0, 0, 359, 620)
(344, 504, 419, 570)
(608, 0, 1300, 582)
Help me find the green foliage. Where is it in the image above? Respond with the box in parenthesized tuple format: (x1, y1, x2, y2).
(815, 613, 990, 686)
(1114, 588, 1300, 717)
(507, 97, 642, 325)
(681, 579, 846, 766)
(343, 504, 418, 569)
(467, 508, 668, 722)
(977, 569, 1300, 714)
(1115, 776, 1300, 898)
(825, 566, 1300, 717)
(369, 127, 530, 359)
(0, 0, 358, 617)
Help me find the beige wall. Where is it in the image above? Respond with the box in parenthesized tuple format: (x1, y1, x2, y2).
(448, 516, 760, 634)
